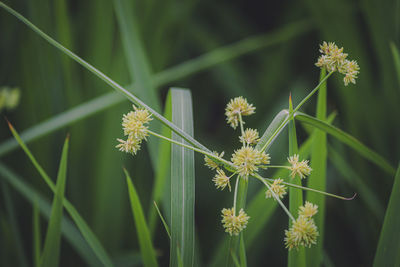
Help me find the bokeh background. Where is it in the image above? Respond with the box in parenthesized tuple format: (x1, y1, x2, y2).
(0, 0, 399, 266)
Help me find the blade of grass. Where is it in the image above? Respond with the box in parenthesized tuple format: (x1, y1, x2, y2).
(1, 182, 29, 267)
(287, 95, 306, 267)
(40, 135, 69, 267)
(124, 169, 158, 267)
(390, 42, 400, 87)
(0, 162, 101, 266)
(306, 69, 327, 267)
(170, 88, 195, 267)
(153, 201, 171, 239)
(33, 199, 41, 267)
(0, 1, 311, 157)
(6, 122, 114, 267)
(239, 235, 247, 267)
(295, 112, 395, 175)
(373, 163, 400, 266)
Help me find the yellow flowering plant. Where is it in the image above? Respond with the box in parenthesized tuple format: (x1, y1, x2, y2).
(115, 41, 358, 251)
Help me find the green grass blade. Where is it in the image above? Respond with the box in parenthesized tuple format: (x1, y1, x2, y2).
(306, 69, 327, 267)
(257, 109, 289, 152)
(170, 88, 195, 267)
(295, 112, 395, 175)
(33, 199, 41, 267)
(1, 182, 29, 267)
(124, 169, 159, 267)
(288, 96, 306, 267)
(0, 162, 101, 266)
(373, 163, 400, 266)
(390, 42, 400, 87)
(239, 235, 247, 267)
(153, 201, 171, 239)
(0, 20, 310, 158)
(6, 123, 114, 267)
(40, 136, 69, 267)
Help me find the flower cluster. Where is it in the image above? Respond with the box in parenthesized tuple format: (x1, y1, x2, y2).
(204, 151, 225, 170)
(221, 208, 250, 236)
(315, 41, 360, 86)
(285, 202, 319, 250)
(116, 105, 152, 155)
(213, 169, 231, 191)
(240, 128, 260, 145)
(288, 154, 312, 179)
(231, 146, 270, 178)
(265, 178, 287, 199)
(225, 96, 255, 129)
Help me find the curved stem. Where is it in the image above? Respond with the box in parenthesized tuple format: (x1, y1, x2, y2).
(233, 176, 240, 213)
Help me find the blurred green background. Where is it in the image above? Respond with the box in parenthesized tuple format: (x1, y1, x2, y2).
(0, 0, 399, 266)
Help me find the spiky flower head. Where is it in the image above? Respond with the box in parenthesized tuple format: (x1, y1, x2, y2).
(116, 137, 141, 155)
(315, 41, 360, 86)
(204, 151, 225, 170)
(288, 154, 312, 179)
(284, 216, 319, 250)
(225, 97, 255, 129)
(116, 105, 152, 155)
(299, 201, 318, 218)
(213, 169, 231, 191)
(240, 128, 260, 145)
(266, 178, 287, 199)
(231, 146, 270, 177)
(221, 208, 250, 236)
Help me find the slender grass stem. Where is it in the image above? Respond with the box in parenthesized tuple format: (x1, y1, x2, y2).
(267, 165, 290, 169)
(238, 113, 245, 139)
(253, 173, 295, 221)
(233, 176, 240, 212)
(260, 71, 334, 152)
(147, 130, 235, 169)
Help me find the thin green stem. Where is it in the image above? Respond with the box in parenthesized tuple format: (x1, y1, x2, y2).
(267, 165, 290, 169)
(263, 177, 356, 200)
(260, 71, 334, 152)
(147, 130, 235, 169)
(238, 113, 245, 140)
(253, 173, 295, 221)
(233, 176, 240, 213)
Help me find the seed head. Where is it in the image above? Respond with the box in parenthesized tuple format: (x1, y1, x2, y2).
(266, 178, 287, 199)
(225, 97, 255, 129)
(117, 105, 152, 155)
(231, 146, 270, 177)
(315, 41, 360, 86)
(204, 151, 225, 170)
(221, 208, 250, 236)
(299, 201, 318, 218)
(288, 154, 312, 179)
(284, 215, 319, 250)
(213, 169, 231, 191)
(240, 128, 260, 145)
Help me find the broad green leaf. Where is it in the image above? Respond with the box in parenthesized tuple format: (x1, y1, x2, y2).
(7, 123, 114, 267)
(40, 136, 69, 267)
(288, 96, 306, 267)
(170, 88, 195, 267)
(124, 169, 158, 267)
(0, 162, 101, 266)
(373, 163, 400, 266)
(295, 112, 395, 175)
(390, 42, 400, 87)
(306, 69, 327, 267)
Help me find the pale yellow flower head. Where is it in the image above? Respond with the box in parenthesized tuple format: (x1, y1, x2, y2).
(266, 178, 287, 199)
(240, 128, 260, 145)
(116, 105, 152, 155)
(225, 97, 255, 129)
(204, 151, 225, 170)
(299, 201, 318, 218)
(221, 208, 250, 236)
(213, 169, 231, 191)
(231, 146, 270, 177)
(288, 154, 312, 179)
(284, 215, 319, 250)
(315, 41, 360, 86)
